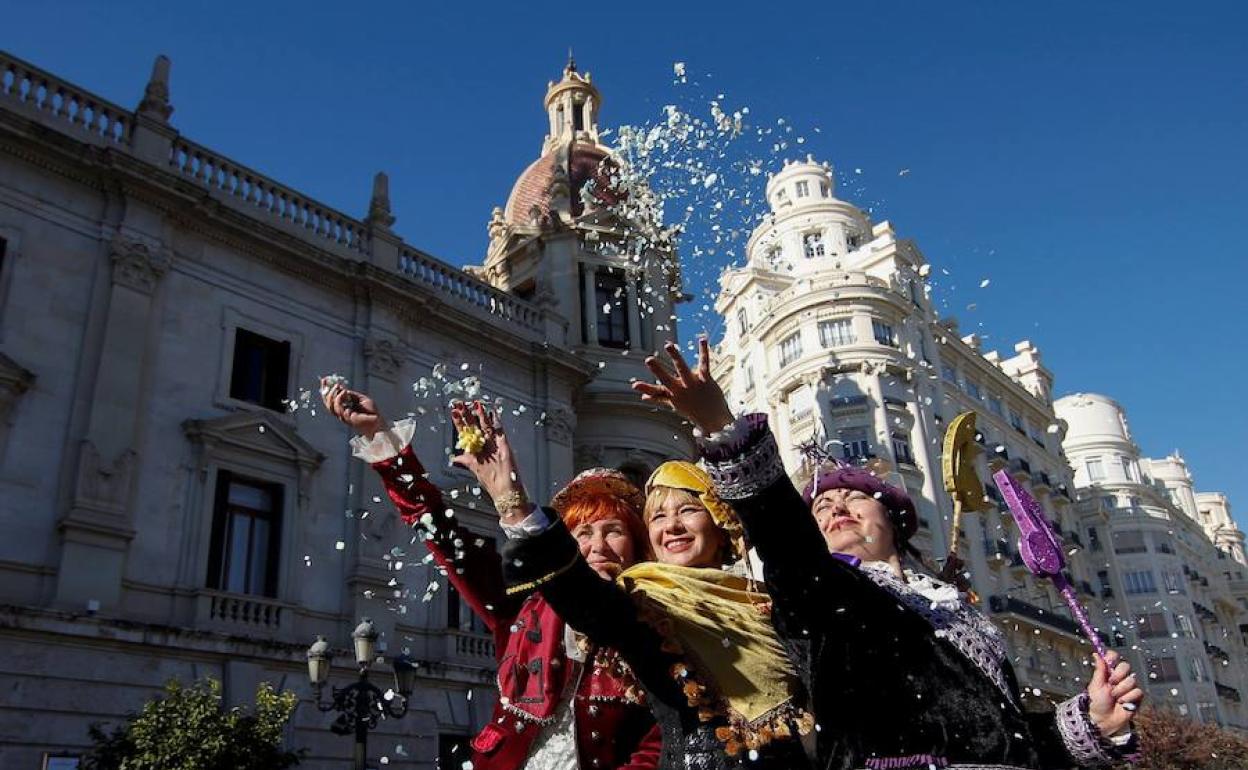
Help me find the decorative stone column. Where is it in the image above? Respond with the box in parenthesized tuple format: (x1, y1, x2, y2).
(54, 234, 170, 610)
(582, 264, 597, 345)
(625, 276, 641, 350)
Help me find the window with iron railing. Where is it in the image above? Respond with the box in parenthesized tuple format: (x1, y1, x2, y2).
(892, 433, 914, 465)
(839, 427, 871, 462)
(803, 232, 825, 258)
(872, 320, 898, 347)
(779, 333, 803, 367)
(1124, 569, 1158, 595)
(818, 318, 854, 347)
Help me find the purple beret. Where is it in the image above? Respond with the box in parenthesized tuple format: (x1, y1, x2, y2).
(802, 466, 918, 543)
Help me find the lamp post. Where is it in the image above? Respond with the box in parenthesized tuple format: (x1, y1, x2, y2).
(307, 619, 420, 770)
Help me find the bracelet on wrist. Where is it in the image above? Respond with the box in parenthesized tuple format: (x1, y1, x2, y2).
(494, 489, 529, 515)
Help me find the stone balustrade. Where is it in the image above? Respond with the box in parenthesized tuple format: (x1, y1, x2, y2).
(0, 51, 130, 145)
(170, 137, 369, 254)
(444, 629, 496, 665)
(398, 247, 544, 333)
(194, 589, 292, 638)
(1, 49, 549, 338)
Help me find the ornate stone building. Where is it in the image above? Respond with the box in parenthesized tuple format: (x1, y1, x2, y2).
(711, 156, 1120, 707)
(0, 51, 687, 768)
(1056, 393, 1248, 729)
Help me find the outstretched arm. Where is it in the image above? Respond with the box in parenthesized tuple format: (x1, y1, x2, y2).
(631, 342, 874, 631)
(324, 380, 515, 634)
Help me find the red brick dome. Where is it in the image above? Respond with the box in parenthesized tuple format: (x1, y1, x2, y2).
(503, 142, 616, 226)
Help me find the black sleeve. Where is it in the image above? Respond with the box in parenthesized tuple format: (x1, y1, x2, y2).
(698, 415, 883, 636)
(501, 515, 687, 707)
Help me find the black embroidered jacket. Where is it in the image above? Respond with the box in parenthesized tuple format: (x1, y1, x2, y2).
(698, 414, 1136, 770)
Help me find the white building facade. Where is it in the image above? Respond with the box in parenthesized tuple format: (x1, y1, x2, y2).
(712, 157, 1121, 705)
(1056, 393, 1248, 729)
(0, 51, 687, 768)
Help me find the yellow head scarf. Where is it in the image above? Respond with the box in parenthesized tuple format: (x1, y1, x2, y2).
(623, 461, 812, 755)
(646, 461, 745, 562)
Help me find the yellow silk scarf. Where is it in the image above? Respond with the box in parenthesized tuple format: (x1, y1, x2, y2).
(619, 562, 805, 729)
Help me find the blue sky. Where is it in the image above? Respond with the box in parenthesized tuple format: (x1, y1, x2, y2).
(8, 1, 1247, 526)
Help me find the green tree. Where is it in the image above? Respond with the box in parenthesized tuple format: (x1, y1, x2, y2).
(81, 678, 304, 770)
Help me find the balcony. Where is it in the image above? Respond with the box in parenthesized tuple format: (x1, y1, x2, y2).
(1205, 642, 1231, 664)
(194, 589, 294, 640)
(1031, 472, 1052, 491)
(988, 595, 1111, 645)
(1193, 602, 1219, 624)
(1100, 586, 1115, 599)
(1217, 683, 1242, 703)
(828, 395, 869, 410)
(444, 630, 496, 666)
(1008, 457, 1032, 476)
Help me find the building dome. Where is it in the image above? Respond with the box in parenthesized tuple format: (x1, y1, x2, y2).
(502, 142, 613, 226)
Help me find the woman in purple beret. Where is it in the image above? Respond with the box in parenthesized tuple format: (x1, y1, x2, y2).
(633, 338, 1143, 770)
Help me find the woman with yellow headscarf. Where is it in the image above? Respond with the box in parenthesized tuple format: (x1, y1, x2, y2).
(450, 402, 812, 770)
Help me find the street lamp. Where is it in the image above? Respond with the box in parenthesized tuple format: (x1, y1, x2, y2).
(308, 619, 419, 770)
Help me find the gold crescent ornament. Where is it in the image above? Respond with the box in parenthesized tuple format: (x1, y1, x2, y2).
(940, 412, 990, 596)
(942, 412, 988, 515)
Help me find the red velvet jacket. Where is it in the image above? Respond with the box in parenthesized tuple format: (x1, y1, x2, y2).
(372, 444, 661, 770)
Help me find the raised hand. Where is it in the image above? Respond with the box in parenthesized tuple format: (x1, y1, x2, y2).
(450, 401, 530, 524)
(320, 377, 386, 439)
(1086, 650, 1143, 738)
(631, 338, 736, 434)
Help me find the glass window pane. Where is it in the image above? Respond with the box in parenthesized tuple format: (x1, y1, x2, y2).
(249, 518, 270, 594)
(229, 482, 273, 511)
(225, 513, 251, 593)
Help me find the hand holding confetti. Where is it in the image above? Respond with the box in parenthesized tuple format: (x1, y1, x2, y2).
(320, 376, 386, 438)
(450, 401, 531, 524)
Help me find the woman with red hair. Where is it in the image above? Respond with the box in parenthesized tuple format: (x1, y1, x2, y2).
(322, 380, 660, 770)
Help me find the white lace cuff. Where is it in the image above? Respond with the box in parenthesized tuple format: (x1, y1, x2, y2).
(349, 418, 418, 463)
(500, 506, 551, 539)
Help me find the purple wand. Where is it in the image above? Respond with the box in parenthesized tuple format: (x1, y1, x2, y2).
(992, 469, 1112, 666)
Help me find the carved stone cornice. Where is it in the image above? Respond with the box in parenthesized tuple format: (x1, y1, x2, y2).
(109, 235, 170, 294)
(183, 410, 325, 509)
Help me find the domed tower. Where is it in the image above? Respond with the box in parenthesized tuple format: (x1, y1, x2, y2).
(470, 57, 691, 480)
(711, 155, 945, 554)
(1054, 393, 1142, 489)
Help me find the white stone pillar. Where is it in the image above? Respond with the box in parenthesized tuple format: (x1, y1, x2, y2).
(582, 264, 597, 345)
(625, 278, 641, 350)
(863, 371, 893, 466)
